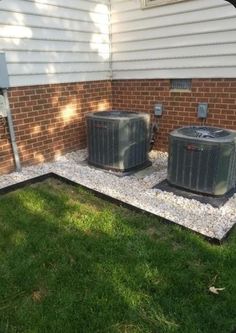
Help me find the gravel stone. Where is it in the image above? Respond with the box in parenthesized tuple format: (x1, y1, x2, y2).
(0, 149, 235, 241)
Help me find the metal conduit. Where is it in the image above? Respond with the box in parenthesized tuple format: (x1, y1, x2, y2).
(3, 89, 21, 172)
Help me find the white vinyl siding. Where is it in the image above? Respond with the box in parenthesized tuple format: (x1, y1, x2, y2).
(1, 0, 236, 87)
(111, 0, 236, 79)
(0, 0, 110, 87)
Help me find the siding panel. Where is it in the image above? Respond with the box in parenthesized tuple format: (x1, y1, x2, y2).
(0, 0, 110, 87)
(6, 51, 108, 63)
(112, 6, 235, 33)
(10, 72, 109, 87)
(111, 0, 236, 78)
(0, 0, 109, 23)
(0, 39, 109, 53)
(0, 12, 105, 34)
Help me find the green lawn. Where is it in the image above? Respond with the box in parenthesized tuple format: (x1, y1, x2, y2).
(0, 178, 235, 333)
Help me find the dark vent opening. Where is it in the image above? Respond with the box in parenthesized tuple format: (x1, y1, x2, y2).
(171, 79, 192, 90)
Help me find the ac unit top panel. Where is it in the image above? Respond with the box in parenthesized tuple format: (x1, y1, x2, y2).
(170, 126, 236, 143)
(86, 110, 150, 122)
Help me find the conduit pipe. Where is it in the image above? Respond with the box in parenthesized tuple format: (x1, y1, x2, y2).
(3, 89, 21, 172)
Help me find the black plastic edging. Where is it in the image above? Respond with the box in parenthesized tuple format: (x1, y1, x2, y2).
(0, 172, 234, 245)
(0, 173, 53, 196)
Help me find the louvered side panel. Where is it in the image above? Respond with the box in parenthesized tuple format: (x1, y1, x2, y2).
(87, 118, 120, 169)
(197, 147, 219, 193)
(226, 144, 236, 188)
(168, 139, 220, 194)
(124, 117, 150, 169)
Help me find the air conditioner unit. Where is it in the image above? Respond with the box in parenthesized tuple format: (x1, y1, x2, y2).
(167, 126, 236, 196)
(86, 111, 150, 171)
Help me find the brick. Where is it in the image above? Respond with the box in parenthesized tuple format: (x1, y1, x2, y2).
(111, 78, 236, 151)
(0, 81, 112, 175)
(1, 78, 236, 174)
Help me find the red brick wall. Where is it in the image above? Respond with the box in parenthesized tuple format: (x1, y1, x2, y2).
(0, 80, 112, 174)
(112, 79, 236, 151)
(1, 78, 236, 175)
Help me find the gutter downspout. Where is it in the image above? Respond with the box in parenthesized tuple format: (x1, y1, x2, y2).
(3, 89, 21, 172)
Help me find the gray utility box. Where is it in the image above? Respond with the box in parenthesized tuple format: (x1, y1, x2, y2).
(168, 126, 236, 196)
(0, 53, 9, 89)
(86, 111, 150, 171)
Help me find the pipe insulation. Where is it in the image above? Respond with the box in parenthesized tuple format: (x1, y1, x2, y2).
(3, 89, 21, 172)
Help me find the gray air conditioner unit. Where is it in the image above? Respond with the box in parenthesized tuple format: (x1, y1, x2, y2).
(167, 126, 236, 196)
(86, 111, 150, 172)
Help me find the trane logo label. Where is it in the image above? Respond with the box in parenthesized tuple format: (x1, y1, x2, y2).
(185, 144, 204, 152)
(94, 124, 107, 129)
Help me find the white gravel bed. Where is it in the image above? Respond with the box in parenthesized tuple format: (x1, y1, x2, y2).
(0, 149, 235, 241)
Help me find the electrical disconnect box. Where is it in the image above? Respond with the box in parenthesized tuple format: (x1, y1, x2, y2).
(0, 95, 7, 117)
(197, 103, 208, 119)
(0, 53, 9, 89)
(154, 104, 164, 116)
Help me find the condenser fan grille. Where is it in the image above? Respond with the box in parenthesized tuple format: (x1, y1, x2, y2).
(178, 126, 230, 139)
